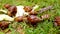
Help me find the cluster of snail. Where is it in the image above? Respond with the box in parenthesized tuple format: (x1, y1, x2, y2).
(4, 4, 51, 24)
(0, 4, 60, 29)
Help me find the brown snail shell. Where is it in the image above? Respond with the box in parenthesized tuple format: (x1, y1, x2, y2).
(54, 16, 60, 26)
(4, 4, 11, 9)
(7, 6, 17, 17)
(24, 6, 32, 12)
(0, 21, 10, 30)
(14, 16, 24, 22)
(27, 15, 41, 25)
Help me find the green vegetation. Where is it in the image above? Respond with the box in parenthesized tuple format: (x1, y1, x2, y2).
(0, 0, 60, 34)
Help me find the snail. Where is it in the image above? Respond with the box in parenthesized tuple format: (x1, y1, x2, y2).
(7, 6, 17, 17)
(27, 15, 41, 25)
(0, 21, 10, 30)
(4, 4, 11, 9)
(54, 16, 60, 26)
(24, 6, 32, 12)
(14, 16, 24, 22)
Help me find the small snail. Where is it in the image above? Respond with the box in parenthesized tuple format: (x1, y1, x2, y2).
(27, 15, 41, 25)
(8, 6, 17, 17)
(54, 16, 60, 26)
(4, 4, 17, 17)
(4, 4, 11, 9)
(0, 21, 10, 30)
(14, 16, 24, 22)
(24, 6, 32, 12)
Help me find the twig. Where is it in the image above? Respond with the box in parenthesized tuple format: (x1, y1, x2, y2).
(39, 6, 53, 13)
